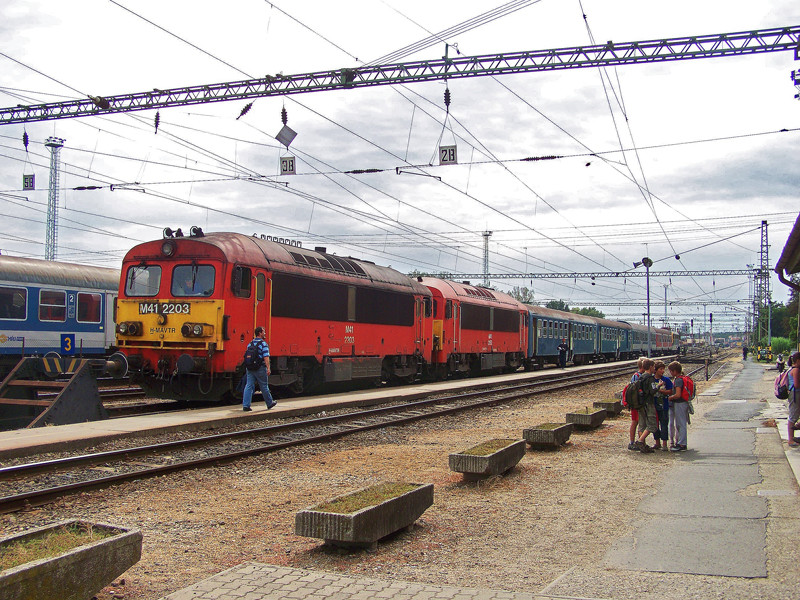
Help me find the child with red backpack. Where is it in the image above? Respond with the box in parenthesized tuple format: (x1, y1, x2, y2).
(667, 360, 692, 451)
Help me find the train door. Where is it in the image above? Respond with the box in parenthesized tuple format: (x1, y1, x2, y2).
(254, 270, 269, 338)
(415, 296, 424, 350)
(568, 321, 574, 362)
(105, 292, 117, 350)
(453, 300, 460, 353)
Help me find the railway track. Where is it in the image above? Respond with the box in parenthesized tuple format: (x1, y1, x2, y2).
(0, 362, 637, 513)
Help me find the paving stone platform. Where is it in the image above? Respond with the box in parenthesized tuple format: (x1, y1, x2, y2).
(162, 563, 543, 600)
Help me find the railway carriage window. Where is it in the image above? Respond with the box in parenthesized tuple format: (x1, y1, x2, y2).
(256, 273, 266, 301)
(39, 290, 66, 322)
(173, 265, 215, 297)
(231, 266, 252, 298)
(125, 265, 161, 297)
(423, 297, 432, 318)
(77, 293, 102, 323)
(0, 286, 26, 320)
(445, 300, 452, 319)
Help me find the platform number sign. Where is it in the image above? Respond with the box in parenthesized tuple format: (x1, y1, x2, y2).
(22, 174, 35, 190)
(280, 156, 296, 175)
(61, 334, 75, 355)
(439, 145, 457, 165)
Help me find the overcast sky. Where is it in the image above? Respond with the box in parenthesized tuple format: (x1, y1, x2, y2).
(1, 0, 798, 333)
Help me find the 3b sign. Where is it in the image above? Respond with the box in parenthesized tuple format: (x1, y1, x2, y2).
(280, 156, 296, 175)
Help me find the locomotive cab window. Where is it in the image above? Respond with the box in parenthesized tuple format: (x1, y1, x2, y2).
(423, 297, 432, 318)
(39, 290, 66, 322)
(0, 286, 26, 320)
(231, 266, 252, 298)
(172, 265, 215, 297)
(125, 265, 162, 297)
(77, 292, 102, 323)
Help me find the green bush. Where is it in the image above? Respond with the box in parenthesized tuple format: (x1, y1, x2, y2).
(770, 337, 793, 355)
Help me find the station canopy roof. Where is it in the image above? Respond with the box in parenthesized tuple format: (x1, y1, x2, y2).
(776, 212, 800, 277)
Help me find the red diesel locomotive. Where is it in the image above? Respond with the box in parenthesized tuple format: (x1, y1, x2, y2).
(115, 229, 675, 401)
(116, 230, 434, 399)
(420, 277, 527, 378)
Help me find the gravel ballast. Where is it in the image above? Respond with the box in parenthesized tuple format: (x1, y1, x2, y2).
(1, 359, 796, 600)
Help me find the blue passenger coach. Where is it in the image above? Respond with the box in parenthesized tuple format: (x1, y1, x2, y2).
(0, 256, 119, 375)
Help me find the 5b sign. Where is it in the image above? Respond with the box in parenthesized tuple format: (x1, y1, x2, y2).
(280, 156, 296, 175)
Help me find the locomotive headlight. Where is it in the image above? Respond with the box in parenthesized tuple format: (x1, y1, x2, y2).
(181, 322, 213, 337)
(117, 321, 143, 336)
(161, 240, 176, 257)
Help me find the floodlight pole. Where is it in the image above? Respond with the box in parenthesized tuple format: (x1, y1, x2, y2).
(634, 257, 653, 357)
(644, 258, 652, 357)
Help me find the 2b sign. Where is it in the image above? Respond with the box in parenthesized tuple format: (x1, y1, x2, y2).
(280, 156, 296, 175)
(439, 145, 457, 165)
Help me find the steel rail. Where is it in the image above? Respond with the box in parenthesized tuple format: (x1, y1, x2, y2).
(1, 26, 798, 124)
(0, 363, 639, 512)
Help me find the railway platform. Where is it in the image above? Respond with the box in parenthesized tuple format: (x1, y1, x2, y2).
(160, 358, 798, 600)
(0, 361, 632, 460)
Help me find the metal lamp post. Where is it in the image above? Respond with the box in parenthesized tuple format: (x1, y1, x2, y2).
(633, 257, 653, 356)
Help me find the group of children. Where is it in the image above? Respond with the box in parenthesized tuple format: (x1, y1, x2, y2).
(626, 357, 691, 453)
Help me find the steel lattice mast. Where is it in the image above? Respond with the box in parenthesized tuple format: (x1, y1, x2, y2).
(44, 137, 65, 261)
(753, 220, 771, 344)
(1, 26, 799, 124)
(482, 231, 492, 287)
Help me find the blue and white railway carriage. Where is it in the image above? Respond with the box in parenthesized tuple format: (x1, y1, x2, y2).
(566, 312, 597, 366)
(594, 317, 631, 361)
(525, 305, 593, 368)
(0, 256, 118, 374)
(622, 322, 652, 356)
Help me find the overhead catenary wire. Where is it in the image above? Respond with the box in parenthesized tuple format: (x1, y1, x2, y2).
(0, 2, 784, 316)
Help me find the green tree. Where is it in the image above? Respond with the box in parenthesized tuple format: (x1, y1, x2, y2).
(545, 299, 569, 311)
(510, 286, 534, 303)
(770, 302, 790, 339)
(571, 307, 605, 318)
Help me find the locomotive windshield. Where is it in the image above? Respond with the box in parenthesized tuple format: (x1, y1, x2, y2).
(171, 265, 215, 297)
(125, 265, 162, 297)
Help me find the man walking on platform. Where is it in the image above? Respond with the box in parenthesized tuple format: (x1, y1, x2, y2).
(243, 327, 277, 412)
